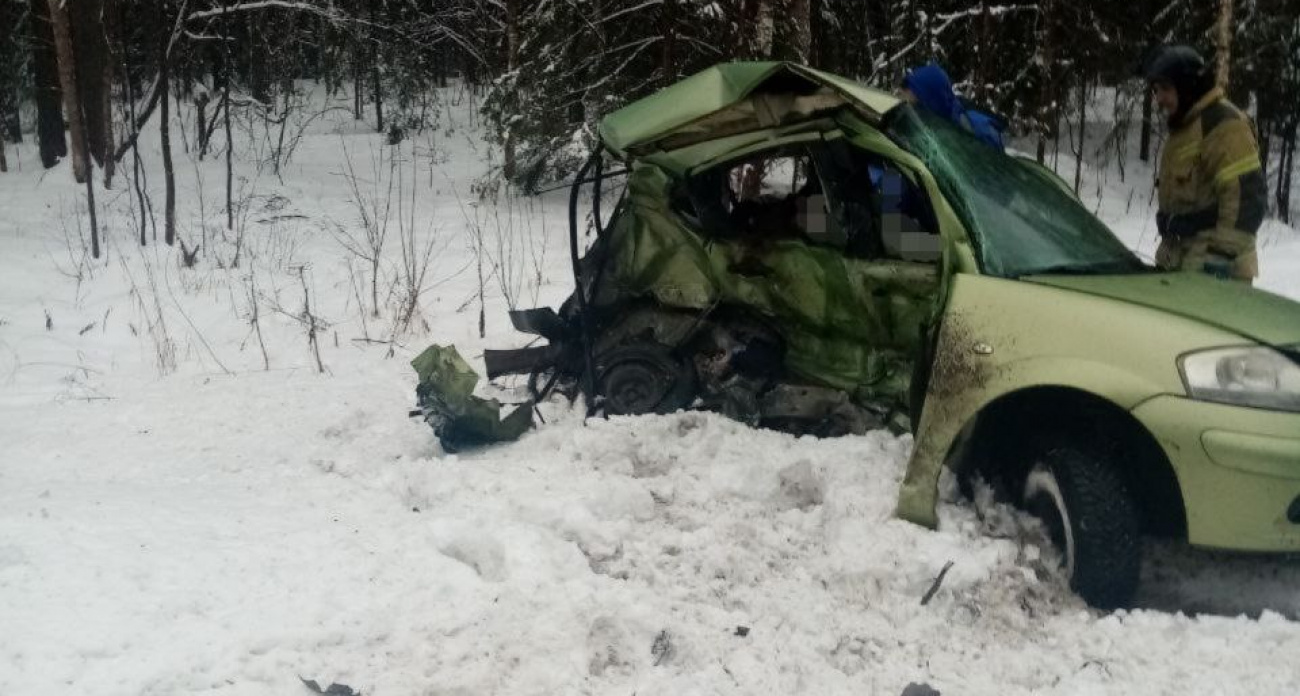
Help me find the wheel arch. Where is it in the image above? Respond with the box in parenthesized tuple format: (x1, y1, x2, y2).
(948, 385, 1187, 539)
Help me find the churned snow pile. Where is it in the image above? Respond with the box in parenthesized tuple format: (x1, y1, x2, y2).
(3, 86, 1300, 695)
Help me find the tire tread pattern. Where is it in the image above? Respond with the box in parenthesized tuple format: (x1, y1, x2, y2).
(1042, 446, 1142, 610)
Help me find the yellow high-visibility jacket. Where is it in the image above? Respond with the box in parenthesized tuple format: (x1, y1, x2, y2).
(1157, 87, 1267, 240)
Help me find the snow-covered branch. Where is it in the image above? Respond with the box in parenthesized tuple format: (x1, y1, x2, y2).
(878, 4, 1038, 74)
(186, 1, 337, 23)
(600, 0, 664, 25)
(184, 30, 230, 42)
(934, 4, 1038, 22)
(1153, 0, 1190, 25)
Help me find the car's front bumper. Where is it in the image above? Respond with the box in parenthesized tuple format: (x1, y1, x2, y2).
(1132, 396, 1300, 552)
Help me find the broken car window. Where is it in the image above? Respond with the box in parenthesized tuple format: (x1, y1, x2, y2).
(677, 138, 944, 267)
(679, 144, 872, 255)
(865, 157, 941, 264)
(886, 106, 1145, 277)
(728, 156, 808, 200)
(725, 153, 815, 243)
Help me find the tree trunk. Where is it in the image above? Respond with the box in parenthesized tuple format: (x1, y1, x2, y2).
(0, 78, 19, 145)
(0, 1, 21, 145)
(67, 0, 112, 180)
(1139, 85, 1153, 162)
(436, 43, 448, 88)
(0, 139, 7, 172)
(0, 88, 17, 146)
(503, 0, 520, 179)
(248, 19, 270, 104)
(99, 0, 116, 187)
(1215, 0, 1233, 89)
(1034, 0, 1055, 164)
(789, 0, 812, 62)
(660, 0, 676, 80)
(196, 92, 211, 157)
(506, 0, 521, 72)
(159, 27, 176, 247)
(1279, 126, 1296, 224)
(976, 1, 991, 101)
(369, 0, 383, 132)
(64, 0, 109, 166)
(1276, 131, 1286, 213)
(1052, 108, 1062, 171)
(352, 41, 363, 120)
(223, 1, 234, 233)
(754, 0, 775, 58)
(47, 0, 87, 183)
(1258, 119, 1270, 187)
(29, 0, 67, 168)
(125, 36, 148, 247)
(1073, 79, 1086, 195)
(116, 0, 150, 245)
(808, 0, 821, 66)
(278, 13, 296, 97)
(58, 0, 101, 257)
(82, 120, 101, 259)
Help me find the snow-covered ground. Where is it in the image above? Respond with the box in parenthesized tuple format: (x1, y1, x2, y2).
(3, 85, 1300, 696)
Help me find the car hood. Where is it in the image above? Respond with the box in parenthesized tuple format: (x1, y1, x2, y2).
(1025, 272, 1300, 347)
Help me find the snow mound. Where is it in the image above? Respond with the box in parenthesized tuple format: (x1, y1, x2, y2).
(4, 83, 1300, 695)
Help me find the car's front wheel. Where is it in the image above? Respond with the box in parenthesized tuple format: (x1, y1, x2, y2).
(1022, 446, 1141, 610)
(595, 342, 696, 416)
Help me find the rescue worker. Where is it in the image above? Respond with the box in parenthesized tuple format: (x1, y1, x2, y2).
(1145, 45, 1267, 281)
(890, 63, 1003, 242)
(900, 63, 1005, 151)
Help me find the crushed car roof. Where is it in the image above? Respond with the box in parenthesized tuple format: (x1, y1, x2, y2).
(598, 62, 901, 158)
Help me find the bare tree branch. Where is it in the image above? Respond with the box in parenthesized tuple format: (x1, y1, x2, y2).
(186, 1, 336, 23)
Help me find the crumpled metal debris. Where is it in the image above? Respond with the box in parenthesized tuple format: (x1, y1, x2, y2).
(410, 344, 533, 452)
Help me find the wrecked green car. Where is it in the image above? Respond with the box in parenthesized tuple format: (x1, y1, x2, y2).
(418, 62, 1300, 609)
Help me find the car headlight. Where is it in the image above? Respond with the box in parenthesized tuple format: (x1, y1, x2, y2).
(1179, 345, 1300, 412)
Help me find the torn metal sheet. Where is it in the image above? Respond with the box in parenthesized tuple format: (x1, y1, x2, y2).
(411, 344, 533, 452)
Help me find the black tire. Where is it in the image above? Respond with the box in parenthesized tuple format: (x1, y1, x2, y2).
(595, 342, 696, 416)
(1022, 446, 1141, 610)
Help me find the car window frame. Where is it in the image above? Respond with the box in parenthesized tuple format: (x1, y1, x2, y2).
(676, 137, 850, 253)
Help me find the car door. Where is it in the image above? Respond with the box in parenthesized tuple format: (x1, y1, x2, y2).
(672, 136, 945, 419)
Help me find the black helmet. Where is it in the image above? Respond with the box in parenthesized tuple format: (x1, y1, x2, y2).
(1143, 45, 1206, 84)
(1139, 45, 1215, 122)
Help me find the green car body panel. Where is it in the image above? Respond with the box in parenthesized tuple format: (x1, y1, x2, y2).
(894, 272, 1300, 550)
(587, 62, 1300, 554)
(598, 114, 968, 401)
(1024, 272, 1300, 346)
(1132, 397, 1300, 550)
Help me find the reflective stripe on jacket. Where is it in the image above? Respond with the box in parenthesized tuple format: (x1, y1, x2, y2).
(1157, 88, 1267, 239)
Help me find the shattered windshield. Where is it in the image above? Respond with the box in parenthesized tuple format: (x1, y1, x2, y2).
(885, 106, 1146, 278)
